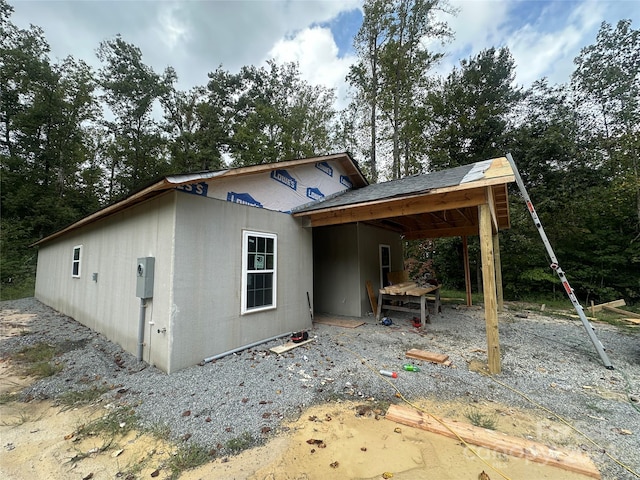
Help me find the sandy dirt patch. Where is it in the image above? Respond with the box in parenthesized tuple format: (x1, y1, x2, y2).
(0, 309, 599, 479)
(0, 390, 597, 480)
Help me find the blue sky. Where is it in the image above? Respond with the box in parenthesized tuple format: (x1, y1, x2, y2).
(9, 0, 640, 109)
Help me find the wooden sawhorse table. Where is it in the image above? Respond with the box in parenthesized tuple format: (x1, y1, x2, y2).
(376, 283, 441, 327)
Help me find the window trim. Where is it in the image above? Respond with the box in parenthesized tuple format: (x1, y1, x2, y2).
(72, 245, 83, 278)
(241, 230, 277, 314)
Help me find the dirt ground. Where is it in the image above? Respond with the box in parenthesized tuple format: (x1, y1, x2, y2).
(0, 311, 600, 480)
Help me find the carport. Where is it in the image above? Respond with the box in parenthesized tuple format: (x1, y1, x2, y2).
(293, 156, 515, 374)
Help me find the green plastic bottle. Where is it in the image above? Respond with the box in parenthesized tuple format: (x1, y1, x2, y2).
(403, 364, 420, 372)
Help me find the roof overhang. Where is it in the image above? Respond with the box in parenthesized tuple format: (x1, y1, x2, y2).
(33, 152, 366, 247)
(293, 157, 514, 239)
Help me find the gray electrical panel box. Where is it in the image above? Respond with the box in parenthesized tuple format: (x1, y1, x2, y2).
(136, 257, 155, 299)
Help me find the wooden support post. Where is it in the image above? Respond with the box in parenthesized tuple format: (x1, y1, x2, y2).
(479, 204, 501, 374)
(493, 234, 504, 312)
(462, 235, 472, 307)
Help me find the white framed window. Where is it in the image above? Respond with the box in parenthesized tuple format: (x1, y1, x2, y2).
(379, 244, 390, 287)
(241, 231, 277, 314)
(72, 245, 82, 278)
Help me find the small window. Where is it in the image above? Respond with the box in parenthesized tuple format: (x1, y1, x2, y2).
(380, 244, 390, 287)
(241, 231, 277, 314)
(72, 245, 82, 278)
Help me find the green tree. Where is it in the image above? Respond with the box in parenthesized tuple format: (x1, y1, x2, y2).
(160, 73, 210, 172)
(378, 0, 453, 179)
(207, 61, 336, 166)
(1, 1, 100, 297)
(427, 47, 521, 170)
(347, 0, 391, 182)
(97, 35, 171, 199)
(572, 19, 640, 230)
(348, 0, 454, 181)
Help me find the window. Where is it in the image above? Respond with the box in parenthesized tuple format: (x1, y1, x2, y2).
(242, 231, 277, 314)
(72, 245, 82, 278)
(380, 244, 390, 287)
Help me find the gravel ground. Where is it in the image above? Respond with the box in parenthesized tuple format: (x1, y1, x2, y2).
(1, 297, 639, 479)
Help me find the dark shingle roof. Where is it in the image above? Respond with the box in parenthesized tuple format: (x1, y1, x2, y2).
(295, 161, 487, 213)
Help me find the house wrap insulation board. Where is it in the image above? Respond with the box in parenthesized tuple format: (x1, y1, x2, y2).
(174, 160, 353, 213)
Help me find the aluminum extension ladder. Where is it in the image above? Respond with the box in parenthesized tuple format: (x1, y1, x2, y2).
(506, 153, 614, 369)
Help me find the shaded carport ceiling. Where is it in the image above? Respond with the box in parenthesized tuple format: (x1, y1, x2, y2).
(292, 157, 515, 239)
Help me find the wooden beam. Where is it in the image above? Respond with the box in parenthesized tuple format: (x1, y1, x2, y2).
(493, 234, 504, 312)
(479, 203, 501, 374)
(385, 405, 601, 479)
(603, 306, 640, 318)
(403, 225, 479, 240)
(486, 187, 499, 232)
(590, 299, 626, 313)
(298, 188, 487, 228)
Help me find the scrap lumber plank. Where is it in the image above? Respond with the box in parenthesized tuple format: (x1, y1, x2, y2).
(269, 338, 314, 355)
(622, 318, 640, 325)
(590, 299, 626, 313)
(385, 404, 600, 479)
(405, 285, 439, 297)
(561, 313, 598, 321)
(384, 282, 418, 295)
(602, 305, 640, 318)
(366, 280, 378, 314)
(405, 348, 449, 364)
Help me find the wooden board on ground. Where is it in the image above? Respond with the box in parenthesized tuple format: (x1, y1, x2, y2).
(622, 318, 640, 325)
(365, 280, 377, 314)
(269, 338, 314, 354)
(313, 317, 365, 328)
(406, 348, 449, 364)
(385, 404, 600, 479)
(590, 299, 626, 313)
(602, 305, 640, 319)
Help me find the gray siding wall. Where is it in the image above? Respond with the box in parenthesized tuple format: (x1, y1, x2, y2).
(35, 193, 177, 371)
(356, 223, 404, 316)
(312, 224, 360, 316)
(170, 193, 313, 373)
(312, 223, 402, 317)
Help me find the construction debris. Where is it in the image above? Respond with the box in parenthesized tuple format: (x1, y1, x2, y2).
(405, 348, 449, 365)
(590, 299, 626, 314)
(269, 338, 315, 355)
(385, 404, 601, 479)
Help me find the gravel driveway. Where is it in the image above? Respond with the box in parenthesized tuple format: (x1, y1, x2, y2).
(1, 297, 639, 479)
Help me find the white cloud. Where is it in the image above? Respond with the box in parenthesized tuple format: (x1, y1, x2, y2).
(8, 0, 639, 102)
(507, 1, 605, 85)
(431, 0, 511, 77)
(9, 0, 361, 92)
(268, 26, 356, 109)
(430, 0, 639, 88)
(156, 3, 190, 51)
